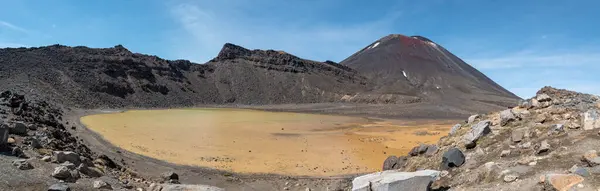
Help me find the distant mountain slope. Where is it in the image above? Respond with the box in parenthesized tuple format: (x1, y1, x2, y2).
(0, 44, 366, 108)
(0, 35, 520, 117)
(340, 34, 520, 107)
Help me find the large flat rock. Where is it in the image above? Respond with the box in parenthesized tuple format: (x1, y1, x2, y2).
(352, 170, 439, 191)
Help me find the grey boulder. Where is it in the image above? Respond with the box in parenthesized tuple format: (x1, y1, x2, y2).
(53, 151, 81, 165)
(500, 109, 516, 126)
(463, 120, 491, 148)
(441, 148, 465, 170)
(52, 166, 72, 180)
(383, 156, 407, 171)
(425, 145, 438, 156)
(352, 170, 440, 191)
(537, 94, 552, 102)
(511, 128, 525, 143)
(10, 122, 28, 135)
(468, 115, 480, 124)
(582, 109, 600, 130)
(449, 124, 462, 135)
(12, 159, 33, 170)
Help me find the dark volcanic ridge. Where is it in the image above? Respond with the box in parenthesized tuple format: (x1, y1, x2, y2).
(0, 34, 520, 117)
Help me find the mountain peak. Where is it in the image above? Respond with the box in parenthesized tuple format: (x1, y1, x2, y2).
(340, 33, 519, 104)
(211, 43, 301, 63)
(213, 43, 252, 61)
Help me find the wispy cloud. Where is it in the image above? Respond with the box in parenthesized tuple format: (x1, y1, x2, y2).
(467, 52, 600, 70)
(168, 1, 399, 63)
(0, 20, 30, 34)
(466, 50, 600, 98)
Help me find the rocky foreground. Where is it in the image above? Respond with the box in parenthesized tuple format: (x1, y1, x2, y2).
(0, 91, 224, 191)
(1, 86, 598, 191)
(356, 87, 600, 191)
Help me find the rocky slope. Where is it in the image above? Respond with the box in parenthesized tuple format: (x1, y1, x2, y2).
(0, 35, 519, 117)
(0, 90, 145, 190)
(359, 87, 600, 190)
(0, 44, 366, 109)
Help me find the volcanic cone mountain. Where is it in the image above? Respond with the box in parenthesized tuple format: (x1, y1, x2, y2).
(340, 34, 520, 110)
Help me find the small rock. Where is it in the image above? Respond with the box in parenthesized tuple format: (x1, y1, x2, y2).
(586, 157, 600, 167)
(52, 166, 72, 180)
(408, 146, 419, 156)
(511, 128, 525, 143)
(30, 138, 42, 148)
(7, 137, 15, 144)
(305, 188, 311, 191)
(48, 183, 71, 191)
(417, 144, 429, 154)
(441, 148, 465, 170)
(60, 161, 77, 170)
(42, 156, 52, 162)
(520, 142, 532, 149)
(534, 114, 548, 123)
(528, 161, 537, 166)
(161, 171, 179, 183)
(517, 156, 536, 165)
(449, 124, 462, 135)
(520, 100, 532, 109)
(569, 165, 579, 173)
(582, 109, 600, 130)
(537, 140, 551, 155)
(12, 159, 33, 170)
(500, 109, 516, 126)
(468, 115, 480, 124)
(551, 124, 565, 134)
(9, 122, 28, 135)
(482, 162, 500, 179)
(440, 170, 449, 177)
(11, 146, 25, 158)
(541, 173, 584, 191)
(78, 163, 104, 177)
(537, 94, 552, 102)
(0, 127, 8, 145)
(463, 120, 491, 149)
(93, 180, 112, 189)
(500, 150, 511, 157)
(582, 150, 599, 166)
(28, 125, 37, 130)
(283, 187, 289, 190)
(573, 168, 591, 177)
(53, 151, 81, 165)
(425, 145, 438, 156)
(382, 156, 399, 170)
(503, 174, 519, 182)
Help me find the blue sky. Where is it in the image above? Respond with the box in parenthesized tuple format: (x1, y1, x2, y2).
(1, 0, 599, 98)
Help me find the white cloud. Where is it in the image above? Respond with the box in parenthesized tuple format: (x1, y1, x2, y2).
(0, 20, 30, 34)
(466, 51, 600, 98)
(168, 2, 398, 63)
(467, 52, 600, 70)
